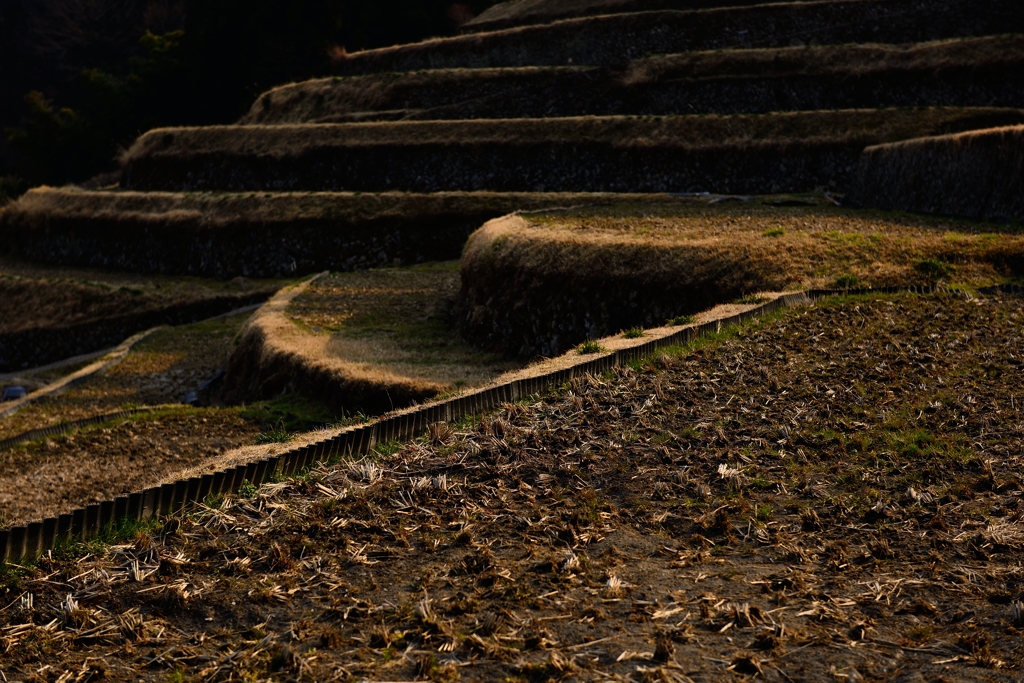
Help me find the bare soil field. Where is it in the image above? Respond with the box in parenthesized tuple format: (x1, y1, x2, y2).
(0, 312, 339, 528)
(3, 291, 1023, 681)
(458, 197, 1024, 356)
(0, 255, 281, 371)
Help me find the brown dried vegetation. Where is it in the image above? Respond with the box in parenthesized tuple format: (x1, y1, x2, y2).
(3, 291, 1024, 680)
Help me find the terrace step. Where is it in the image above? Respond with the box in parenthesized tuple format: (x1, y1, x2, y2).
(243, 36, 1024, 124)
(0, 188, 675, 278)
(333, 0, 1023, 76)
(121, 109, 1024, 195)
(463, 0, 806, 33)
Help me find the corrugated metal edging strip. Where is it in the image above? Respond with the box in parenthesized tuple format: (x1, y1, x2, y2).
(9, 286, 909, 563)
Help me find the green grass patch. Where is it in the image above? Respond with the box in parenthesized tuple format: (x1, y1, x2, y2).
(51, 515, 163, 562)
(762, 227, 785, 237)
(237, 479, 259, 499)
(241, 394, 338, 433)
(254, 424, 293, 444)
(914, 258, 954, 281)
(622, 327, 645, 339)
(667, 314, 694, 326)
(832, 274, 858, 289)
(577, 340, 606, 355)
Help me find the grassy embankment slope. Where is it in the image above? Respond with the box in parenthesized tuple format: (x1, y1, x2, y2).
(458, 198, 1024, 356)
(223, 264, 523, 417)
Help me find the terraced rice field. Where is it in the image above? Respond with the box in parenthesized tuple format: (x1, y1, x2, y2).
(4, 291, 1023, 681)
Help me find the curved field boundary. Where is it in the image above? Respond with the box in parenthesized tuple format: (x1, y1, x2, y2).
(0, 284, 953, 564)
(0, 301, 266, 419)
(0, 408, 160, 452)
(850, 125, 1024, 222)
(223, 273, 453, 416)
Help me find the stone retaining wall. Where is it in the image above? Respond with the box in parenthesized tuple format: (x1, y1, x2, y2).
(850, 125, 1024, 221)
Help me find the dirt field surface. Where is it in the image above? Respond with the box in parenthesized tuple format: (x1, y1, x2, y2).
(0, 313, 269, 526)
(0, 256, 277, 336)
(288, 263, 521, 390)
(4, 290, 1023, 681)
(0, 312, 254, 442)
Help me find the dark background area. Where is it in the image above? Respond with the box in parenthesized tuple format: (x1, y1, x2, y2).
(0, 0, 498, 202)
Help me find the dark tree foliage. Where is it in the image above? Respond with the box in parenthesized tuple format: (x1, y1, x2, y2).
(0, 0, 498, 194)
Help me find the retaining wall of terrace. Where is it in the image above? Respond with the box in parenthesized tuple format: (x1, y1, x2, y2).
(244, 36, 1024, 123)
(0, 292, 272, 373)
(120, 111, 1024, 195)
(334, 0, 1024, 75)
(0, 189, 665, 278)
(850, 125, 1024, 222)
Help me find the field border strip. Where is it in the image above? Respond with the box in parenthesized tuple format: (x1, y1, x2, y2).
(0, 409, 156, 453)
(0, 284, 965, 564)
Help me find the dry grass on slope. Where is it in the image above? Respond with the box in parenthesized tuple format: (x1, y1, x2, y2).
(126, 109, 1024, 161)
(457, 199, 1024, 357)
(463, 0, 795, 32)
(1, 188, 670, 277)
(4, 187, 650, 224)
(240, 66, 595, 124)
(119, 110, 1024, 197)
(225, 266, 522, 418)
(332, 0, 1023, 75)
(241, 35, 1024, 125)
(852, 124, 1024, 222)
(623, 34, 1024, 85)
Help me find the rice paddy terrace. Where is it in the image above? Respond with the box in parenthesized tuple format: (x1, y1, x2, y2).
(2, 1, 1024, 679)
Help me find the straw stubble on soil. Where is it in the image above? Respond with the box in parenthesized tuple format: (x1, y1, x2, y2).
(4, 291, 1024, 681)
(0, 313, 267, 527)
